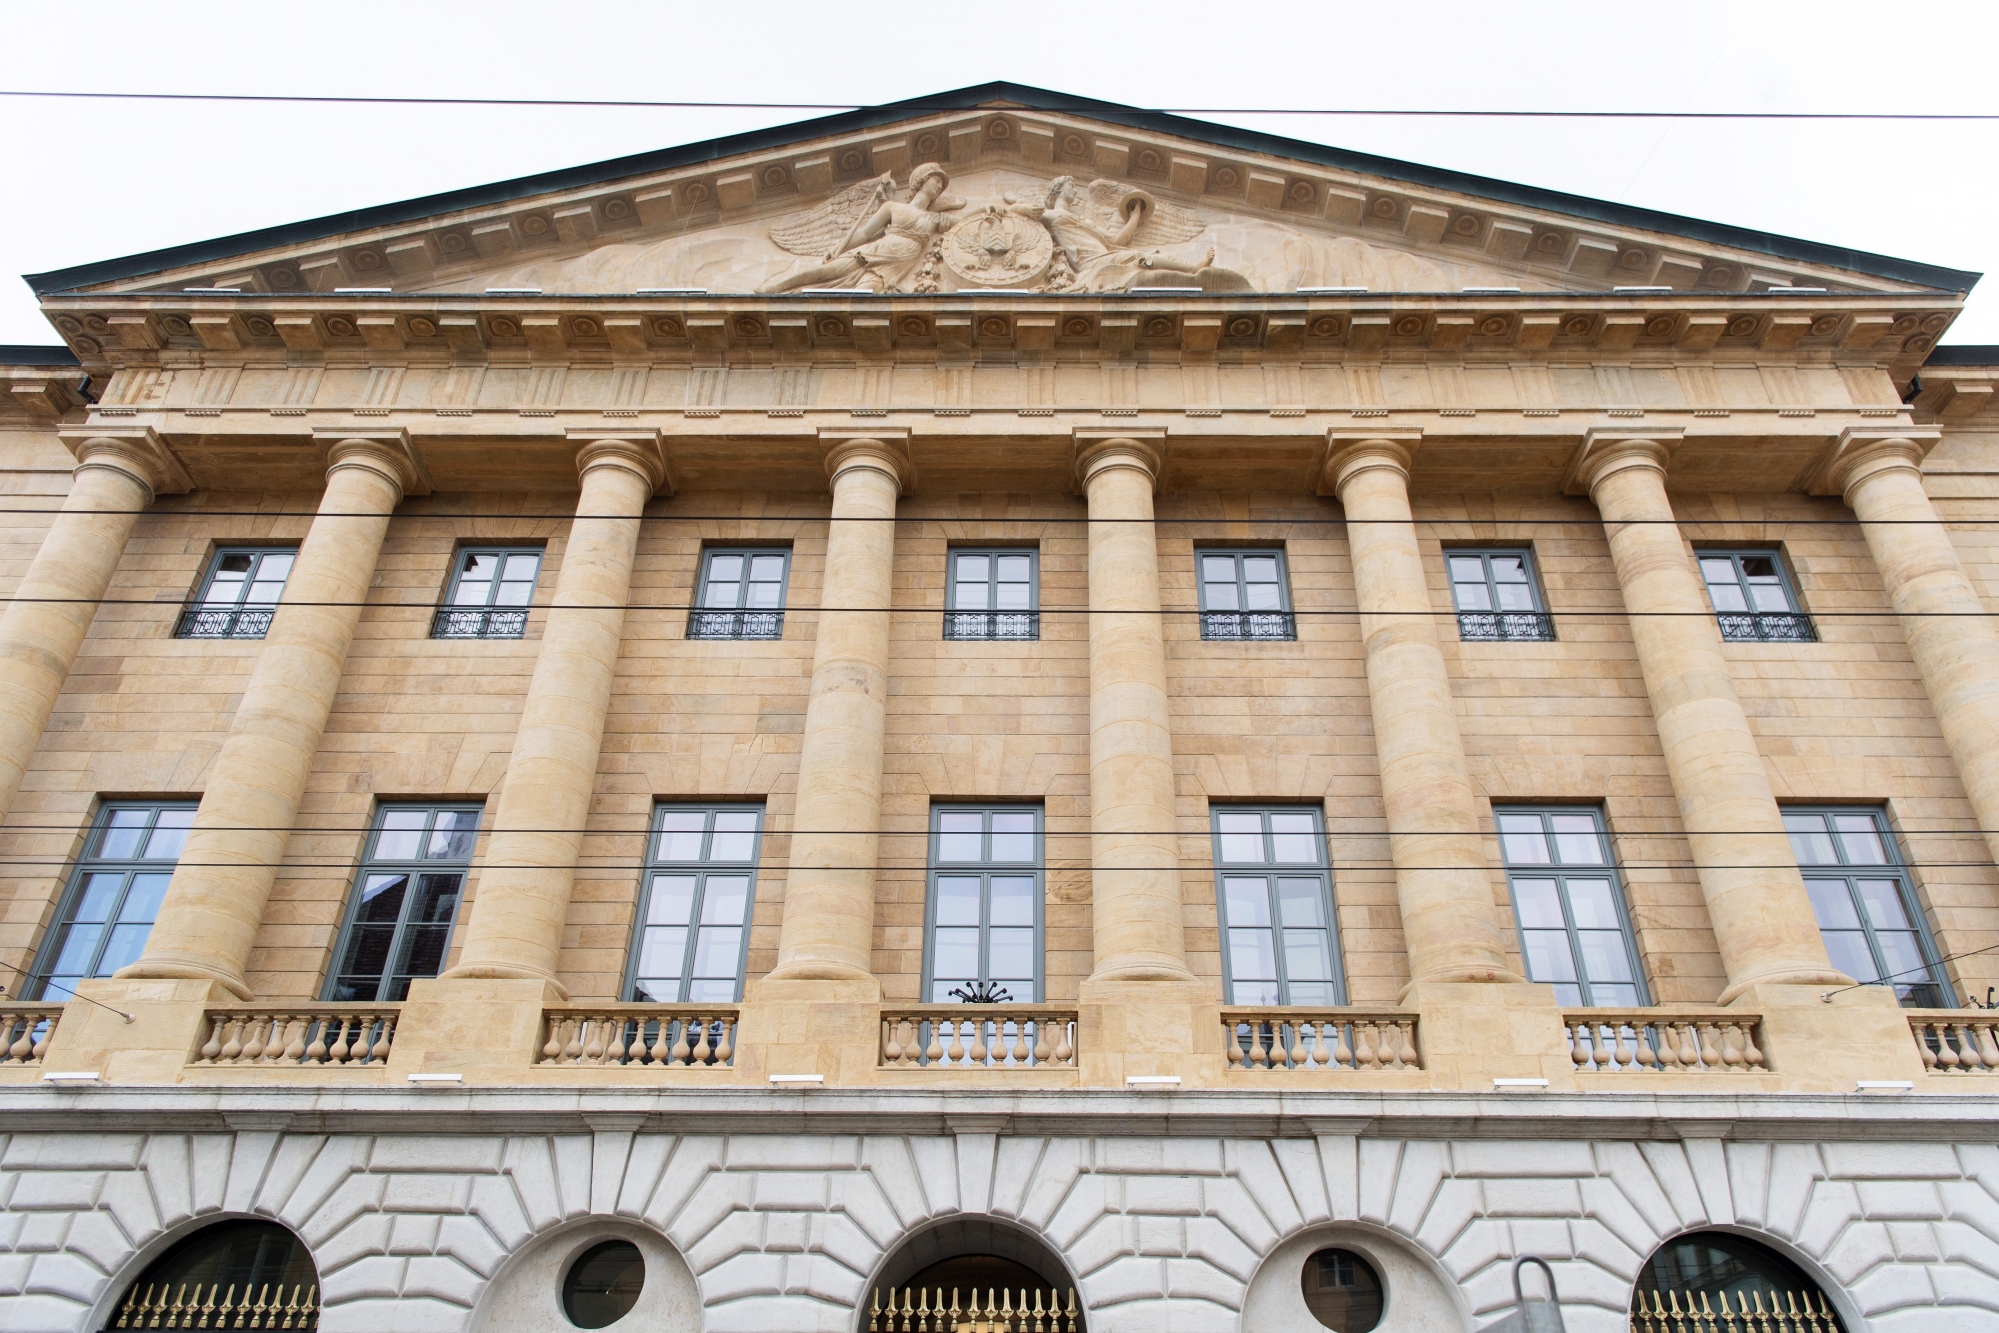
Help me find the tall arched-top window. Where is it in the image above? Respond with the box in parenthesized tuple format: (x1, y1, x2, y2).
(108, 1219, 319, 1330)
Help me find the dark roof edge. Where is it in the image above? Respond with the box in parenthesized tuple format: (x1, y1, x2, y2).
(0, 345, 81, 366)
(1923, 344, 1999, 367)
(24, 82, 1982, 295)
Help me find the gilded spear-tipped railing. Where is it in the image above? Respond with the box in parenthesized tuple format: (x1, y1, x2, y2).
(1630, 1286, 1842, 1332)
(108, 1279, 319, 1329)
(868, 1285, 1080, 1332)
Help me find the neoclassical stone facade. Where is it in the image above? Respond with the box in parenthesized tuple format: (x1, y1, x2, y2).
(3, 84, 1999, 1331)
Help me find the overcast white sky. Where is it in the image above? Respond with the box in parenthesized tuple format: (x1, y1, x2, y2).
(5, 0, 1997, 345)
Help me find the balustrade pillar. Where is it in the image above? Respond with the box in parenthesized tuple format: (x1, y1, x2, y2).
(442, 433, 669, 990)
(1077, 433, 1192, 982)
(1324, 433, 1522, 989)
(1575, 430, 1843, 999)
(120, 434, 420, 998)
(0, 431, 183, 825)
(1829, 430, 1999, 870)
(765, 432, 908, 986)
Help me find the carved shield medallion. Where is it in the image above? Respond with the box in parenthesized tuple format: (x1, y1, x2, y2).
(941, 207, 1054, 287)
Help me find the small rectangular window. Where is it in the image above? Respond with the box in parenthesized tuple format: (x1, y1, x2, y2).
(1211, 806, 1344, 1005)
(1496, 807, 1648, 1007)
(1785, 807, 1948, 1007)
(178, 548, 295, 639)
(626, 804, 764, 1003)
(1699, 550, 1815, 643)
(924, 806, 1043, 1003)
(1448, 549, 1554, 642)
(1197, 549, 1296, 641)
(944, 548, 1039, 641)
(433, 547, 542, 639)
(325, 803, 482, 1002)
(25, 802, 196, 1000)
(687, 548, 789, 640)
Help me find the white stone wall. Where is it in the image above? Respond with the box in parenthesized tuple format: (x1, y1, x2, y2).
(3, 1122, 1997, 1333)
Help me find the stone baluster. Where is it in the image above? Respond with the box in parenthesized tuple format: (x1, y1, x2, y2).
(0, 431, 184, 826)
(120, 433, 422, 997)
(443, 431, 670, 990)
(1072, 433, 1196, 985)
(1323, 433, 1524, 988)
(1828, 430, 1999, 869)
(764, 433, 909, 988)
(1574, 430, 1844, 999)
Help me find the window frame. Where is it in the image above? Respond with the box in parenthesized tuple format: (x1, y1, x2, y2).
(321, 802, 483, 1003)
(621, 802, 766, 1004)
(432, 545, 544, 640)
(177, 546, 297, 640)
(1494, 805, 1651, 1008)
(1446, 546, 1556, 643)
(687, 546, 791, 640)
(25, 801, 198, 1001)
(1210, 805, 1347, 1007)
(1195, 546, 1298, 642)
(1697, 547, 1816, 643)
(921, 803, 1045, 1004)
(943, 546, 1040, 641)
(1784, 805, 1951, 1008)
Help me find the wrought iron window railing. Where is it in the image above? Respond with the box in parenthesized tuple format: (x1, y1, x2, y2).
(1200, 611, 1297, 641)
(1717, 612, 1816, 643)
(431, 607, 529, 640)
(176, 606, 274, 640)
(942, 611, 1040, 641)
(1458, 611, 1556, 642)
(685, 609, 785, 640)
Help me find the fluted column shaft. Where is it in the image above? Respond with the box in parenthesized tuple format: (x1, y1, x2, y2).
(1580, 435, 1842, 999)
(121, 439, 414, 998)
(1079, 436, 1192, 982)
(768, 437, 907, 985)
(1836, 435, 1999, 868)
(0, 438, 166, 825)
(1330, 439, 1520, 987)
(443, 439, 664, 990)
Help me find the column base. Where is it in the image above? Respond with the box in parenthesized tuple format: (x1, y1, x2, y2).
(112, 957, 253, 1001)
(1400, 980, 1577, 1091)
(1396, 965, 1527, 999)
(735, 976, 886, 1085)
(437, 961, 571, 999)
(1717, 966, 1852, 1006)
(1726, 981, 1929, 1091)
(38, 978, 239, 1084)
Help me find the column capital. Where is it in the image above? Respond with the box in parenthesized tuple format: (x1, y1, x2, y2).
(1073, 429, 1166, 493)
(1318, 429, 1423, 499)
(310, 428, 431, 497)
(820, 428, 912, 495)
(1810, 426, 1943, 500)
(1564, 427, 1684, 498)
(58, 426, 191, 498)
(565, 427, 674, 495)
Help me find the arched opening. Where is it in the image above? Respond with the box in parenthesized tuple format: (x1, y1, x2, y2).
(104, 1218, 319, 1330)
(1631, 1231, 1846, 1331)
(865, 1217, 1084, 1331)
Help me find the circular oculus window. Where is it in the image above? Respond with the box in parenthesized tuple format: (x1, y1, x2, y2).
(561, 1240, 645, 1329)
(1301, 1247, 1384, 1332)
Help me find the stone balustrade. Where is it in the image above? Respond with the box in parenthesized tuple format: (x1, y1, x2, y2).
(868, 1284, 1079, 1332)
(537, 1006, 738, 1067)
(1564, 1010, 1766, 1073)
(1909, 1010, 1999, 1072)
(195, 1008, 397, 1067)
(1221, 1008, 1422, 1071)
(110, 1279, 318, 1329)
(0, 1003, 62, 1066)
(879, 1006, 1077, 1069)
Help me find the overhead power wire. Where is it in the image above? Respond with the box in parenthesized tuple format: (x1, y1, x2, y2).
(1820, 941, 1999, 1002)
(2, 90, 1995, 121)
(0, 954, 133, 1021)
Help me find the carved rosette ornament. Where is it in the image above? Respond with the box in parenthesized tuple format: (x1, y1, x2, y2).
(942, 206, 1054, 287)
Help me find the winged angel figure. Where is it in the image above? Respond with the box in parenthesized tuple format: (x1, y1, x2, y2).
(762, 164, 965, 293)
(1009, 177, 1241, 292)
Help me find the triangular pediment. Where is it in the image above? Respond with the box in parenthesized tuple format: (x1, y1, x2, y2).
(29, 84, 1976, 307)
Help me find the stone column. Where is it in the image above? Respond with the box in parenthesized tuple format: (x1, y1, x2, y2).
(1575, 430, 1843, 999)
(1324, 434, 1521, 988)
(119, 434, 420, 998)
(1076, 433, 1193, 982)
(441, 434, 669, 991)
(765, 432, 909, 987)
(0, 431, 183, 826)
(1831, 430, 1999, 869)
